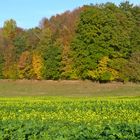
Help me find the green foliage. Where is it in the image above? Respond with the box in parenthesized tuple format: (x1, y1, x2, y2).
(0, 97, 139, 139)
(71, 4, 133, 80)
(0, 2, 140, 82)
(13, 31, 27, 58)
(39, 29, 62, 80)
(130, 6, 140, 52)
(42, 44, 62, 80)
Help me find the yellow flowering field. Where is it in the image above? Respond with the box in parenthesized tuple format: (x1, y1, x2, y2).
(0, 97, 140, 139)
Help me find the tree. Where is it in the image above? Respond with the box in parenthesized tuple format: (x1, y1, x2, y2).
(88, 56, 119, 82)
(38, 29, 62, 80)
(2, 19, 17, 40)
(130, 6, 140, 52)
(0, 48, 4, 78)
(32, 52, 43, 80)
(2, 44, 18, 79)
(25, 28, 41, 51)
(61, 44, 76, 79)
(122, 52, 140, 82)
(0, 2, 139, 82)
(71, 4, 134, 80)
(18, 51, 34, 79)
(1, 19, 18, 79)
(40, 8, 84, 79)
(13, 30, 27, 59)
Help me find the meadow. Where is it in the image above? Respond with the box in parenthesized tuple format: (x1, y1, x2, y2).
(0, 80, 140, 139)
(0, 80, 140, 97)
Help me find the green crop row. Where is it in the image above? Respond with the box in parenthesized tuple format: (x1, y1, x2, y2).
(0, 97, 140, 139)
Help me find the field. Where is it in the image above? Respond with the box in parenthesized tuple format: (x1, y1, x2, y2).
(0, 97, 140, 139)
(0, 80, 140, 97)
(0, 80, 140, 139)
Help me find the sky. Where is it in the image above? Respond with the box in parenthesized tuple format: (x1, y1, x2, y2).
(0, 0, 139, 29)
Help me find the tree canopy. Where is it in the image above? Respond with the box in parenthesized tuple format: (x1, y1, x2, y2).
(0, 1, 140, 82)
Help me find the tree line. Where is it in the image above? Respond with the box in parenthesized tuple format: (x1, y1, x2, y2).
(0, 1, 140, 82)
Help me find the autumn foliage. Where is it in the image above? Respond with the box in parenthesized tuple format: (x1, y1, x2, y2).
(0, 2, 140, 82)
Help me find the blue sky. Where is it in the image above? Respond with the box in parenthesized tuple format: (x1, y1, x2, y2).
(0, 0, 139, 29)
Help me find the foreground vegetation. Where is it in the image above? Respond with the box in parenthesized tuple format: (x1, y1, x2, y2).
(0, 1, 140, 82)
(0, 96, 139, 139)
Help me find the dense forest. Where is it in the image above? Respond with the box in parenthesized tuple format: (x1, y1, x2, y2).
(0, 1, 140, 82)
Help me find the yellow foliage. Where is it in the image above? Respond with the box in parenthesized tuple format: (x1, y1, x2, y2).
(88, 70, 98, 80)
(3, 63, 18, 79)
(88, 56, 119, 81)
(98, 56, 109, 75)
(108, 68, 119, 81)
(32, 53, 43, 80)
